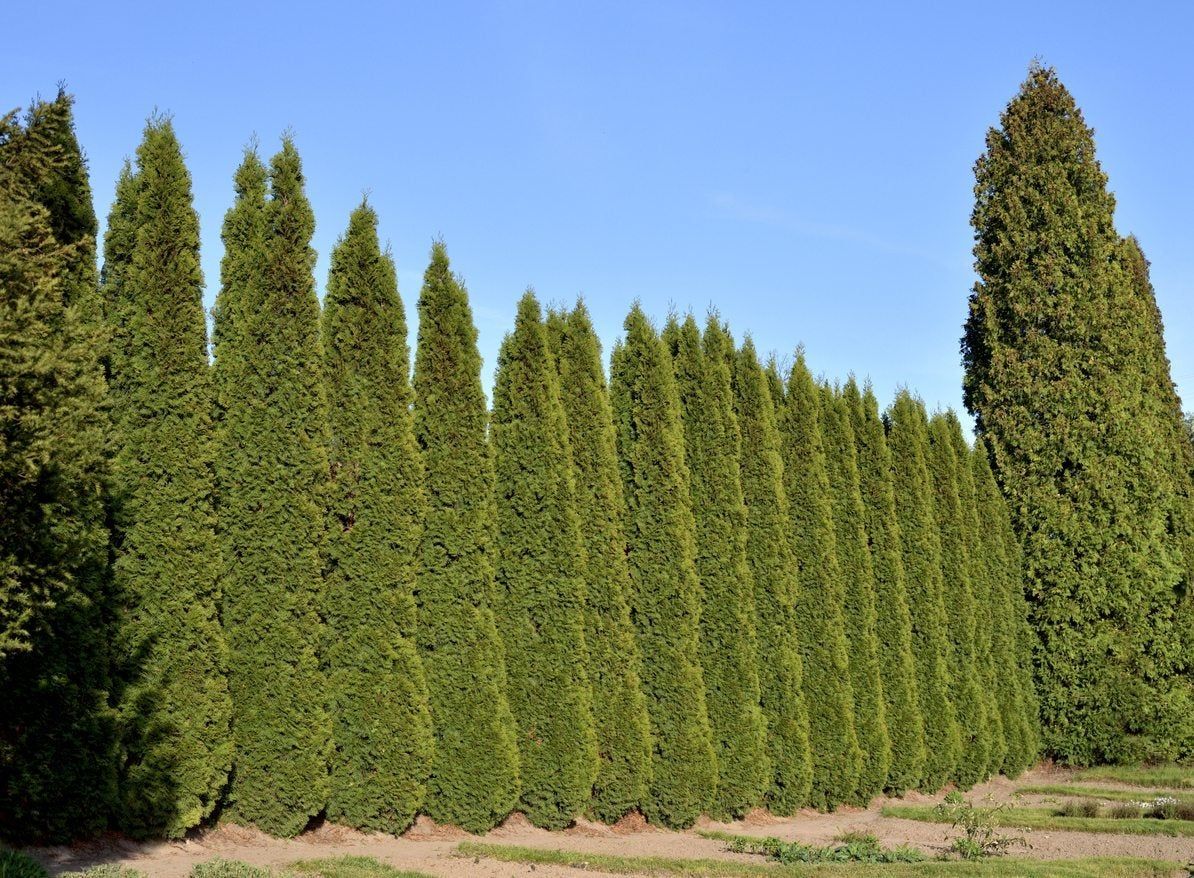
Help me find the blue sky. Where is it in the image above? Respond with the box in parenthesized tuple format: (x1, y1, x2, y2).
(6, 1, 1192, 420)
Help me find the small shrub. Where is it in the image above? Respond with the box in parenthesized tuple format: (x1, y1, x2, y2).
(0, 850, 47, 878)
(1109, 802, 1145, 819)
(1057, 799, 1101, 818)
(190, 861, 274, 878)
(1147, 797, 1179, 821)
(1176, 802, 1194, 822)
(933, 792, 1027, 860)
(60, 869, 147, 878)
(726, 833, 925, 864)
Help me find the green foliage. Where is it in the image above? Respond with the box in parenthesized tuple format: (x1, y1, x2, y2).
(492, 291, 597, 828)
(818, 383, 891, 802)
(189, 861, 272, 878)
(546, 302, 652, 823)
(213, 141, 332, 836)
(289, 857, 436, 878)
(609, 304, 716, 828)
(843, 380, 925, 793)
(730, 338, 812, 814)
(59, 868, 146, 878)
(321, 203, 432, 832)
(926, 413, 992, 788)
(665, 315, 769, 818)
(776, 354, 860, 809)
(963, 64, 1192, 764)
(886, 393, 961, 790)
(412, 241, 519, 832)
(933, 793, 1027, 860)
(722, 833, 925, 864)
(0, 94, 116, 842)
(0, 850, 46, 878)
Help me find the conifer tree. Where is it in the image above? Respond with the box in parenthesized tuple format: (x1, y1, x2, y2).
(609, 305, 716, 828)
(664, 315, 768, 819)
(214, 140, 331, 836)
(963, 65, 1191, 763)
(0, 96, 115, 841)
(545, 303, 652, 823)
(776, 355, 860, 809)
(731, 338, 812, 814)
(102, 119, 232, 837)
(886, 392, 961, 790)
(843, 380, 925, 793)
(321, 203, 432, 832)
(818, 384, 890, 802)
(412, 242, 520, 832)
(492, 291, 597, 828)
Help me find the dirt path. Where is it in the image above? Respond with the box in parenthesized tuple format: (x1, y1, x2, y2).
(25, 768, 1194, 876)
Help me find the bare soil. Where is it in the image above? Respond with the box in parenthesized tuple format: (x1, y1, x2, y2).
(23, 767, 1194, 877)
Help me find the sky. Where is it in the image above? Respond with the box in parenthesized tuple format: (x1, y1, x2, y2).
(6, 1, 1192, 422)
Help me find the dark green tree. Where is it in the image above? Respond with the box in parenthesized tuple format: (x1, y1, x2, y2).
(321, 202, 433, 832)
(545, 302, 652, 823)
(818, 383, 890, 802)
(492, 291, 597, 829)
(731, 338, 812, 814)
(886, 392, 960, 790)
(0, 96, 115, 841)
(664, 315, 768, 819)
(214, 140, 331, 836)
(102, 119, 232, 837)
(842, 380, 924, 793)
(776, 355, 860, 809)
(963, 65, 1191, 763)
(412, 242, 520, 832)
(609, 304, 716, 828)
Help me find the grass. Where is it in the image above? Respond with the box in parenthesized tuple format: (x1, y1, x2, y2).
(456, 841, 1181, 877)
(1069, 765, 1193, 790)
(287, 857, 435, 878)
(1020, 785, 1194, 804)
(881, 804, 1194, 838)
(695, 830, 925, 864)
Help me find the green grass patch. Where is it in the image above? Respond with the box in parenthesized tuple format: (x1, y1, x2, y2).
(456, 841, 1180, 877)
(696, 830, 925, 864)
(1069, 765, 1193, 790)
(287, 857, 434, 878)
(882, 804, 1194, 838)
(1020, 785, 1194, 804)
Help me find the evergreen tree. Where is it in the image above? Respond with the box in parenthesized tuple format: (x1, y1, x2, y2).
(321, 203, 432, 832)
(102, 119, 232, 837)
(214, 140, 331, 836)
(412, 242, 520, 832)
(843, 380, 925, 793)
(0, 97, 115, 841)
(731, 338, 812, 814)
(963, 65, 1191, 763)
(818, 383, 890, 802)
(545, 303, 652, 823)
(664, 315, 768, 819)
(776, 355, 860, 809)
(492, 291, 597, 829)
(886, 392, 961, 790)
(609, 304, 716, 829)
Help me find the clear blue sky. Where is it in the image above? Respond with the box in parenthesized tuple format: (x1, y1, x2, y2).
(7, 1, 1192, 420)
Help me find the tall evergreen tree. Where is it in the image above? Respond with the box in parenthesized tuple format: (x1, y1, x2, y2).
(492, 291, 597, 829)
(776, 355, 860, 809)
(214, 140, 331, 836)
(321, 203, 432, 832)
(843, 380, 924, 793)
(0, 96, 115, 841)
(102, 119, 232, 837)
(412, 242, 520, 832)
(886, 392, 960, 790)
(731, 338, 812, 814)
(545, 303, 652, 823)
(609, 304, 716, 829)
(664, 315, 768, 819)
(963, 65, 1191, 763)
(818, 383, 890, 802)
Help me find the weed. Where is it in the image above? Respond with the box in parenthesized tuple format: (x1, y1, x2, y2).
(932, 792, 1028, 860)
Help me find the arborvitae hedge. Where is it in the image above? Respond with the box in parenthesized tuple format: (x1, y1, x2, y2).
(321, 202, 432, 832)
(664, 315, 768, 819)
(731, 338, 812, 815)
(412, 241, 520, 832)
(843, 380, 924, 793)
(818, 384, 890, 802)
(0, 96, 115, 841)
(102, 119, 232, 837)
(492, 291, 597, 829)
(610, 305, 716, 829)
(213, 141, 332, 836)
(964, 65, 1191, 764)
(886, 392, 960, 790)
(545, 303, 652, 823)
(776, 355, 860, 810)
